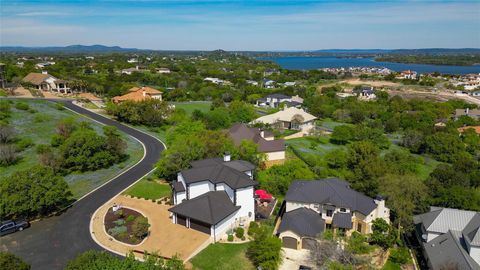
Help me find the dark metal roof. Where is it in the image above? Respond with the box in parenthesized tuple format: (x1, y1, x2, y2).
(285, 179, 377, 216)
(168, 191, 240, 225)
(277, 208, 325, 238)
(181, 161, 257, 190)
(172, 181, 185, 192)
(332, 212, 353, 229)
(228, 123, 285, 153)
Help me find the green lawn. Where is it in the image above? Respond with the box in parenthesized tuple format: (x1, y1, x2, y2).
(0, 99, 144, 199)
(382, 261, 402, 270)
(172, 101, 211, 115)
(123, 179, 171, 200)
(191, 243, 254, 270)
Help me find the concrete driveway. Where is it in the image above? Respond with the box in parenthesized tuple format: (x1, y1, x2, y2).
(280, 248, 316, 270)
(91, 195, 211, 261)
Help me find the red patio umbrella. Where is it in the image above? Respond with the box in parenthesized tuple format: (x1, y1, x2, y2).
(255, 189, 267, 196)
(259, 193, 273, 200)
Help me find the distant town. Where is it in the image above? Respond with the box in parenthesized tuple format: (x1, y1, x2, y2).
(0, 47, 479, 270)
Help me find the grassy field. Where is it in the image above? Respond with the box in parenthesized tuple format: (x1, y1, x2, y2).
(123, 178, 171, 200)
(190, 243, 254, 270)
(287, 135, 440, 181)
(172, 101, 211, 115)
(0, 99, 144, 198)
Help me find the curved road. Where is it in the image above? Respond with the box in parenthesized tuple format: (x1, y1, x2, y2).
(0, 101, 165, 270)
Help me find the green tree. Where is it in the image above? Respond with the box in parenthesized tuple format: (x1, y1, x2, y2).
(247, 226, 282, 270)
(370, 218, 396, 249)
(330, 125, 354, 145)
(0, 166, 72, 219)
(0, 252, 30, 270)
(204, 107, 231, 130)
(235, 140, 265, 167)
(379, 174, 427, 237)
(228, 100, 257, 123)
(257, 160, 316, 195)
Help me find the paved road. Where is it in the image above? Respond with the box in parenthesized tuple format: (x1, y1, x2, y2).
(0, 101, 165, 270)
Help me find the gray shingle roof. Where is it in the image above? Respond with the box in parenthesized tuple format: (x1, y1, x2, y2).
(463, 213, 480, 247)
(277, 208, 325, 238)
(332, 212, 353, 229)
(228, 123, 285, 153)
(172, 181, 185, 192)
(181, 159, 257, 190)
(190, 157, 255, 172)
(285, 179, 378, 216)
(168, 191, 240, 225)
(423, 230, 480, 270)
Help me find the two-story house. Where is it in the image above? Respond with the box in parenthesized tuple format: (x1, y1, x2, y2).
(228, 123, 285, 167)
(276, 179, 390, 250)
(414, 207, 480, 269)
(169, 154, 257, 241)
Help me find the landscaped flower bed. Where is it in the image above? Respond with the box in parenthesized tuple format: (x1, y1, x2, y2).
(104, 207, 150, 245)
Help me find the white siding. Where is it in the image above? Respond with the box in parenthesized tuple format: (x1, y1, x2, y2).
(216, 183, 235, 202)
(468, 245, 480, 265)
(427, 232, 441, 242)
(175, 191, 186, 205)
(177, 173, 185, 186)
(266, 151, 285, 161)
(189, 181, 214, 199)
(235, 187, 255, 221)
(286, 201, 320, 213)
(214, 210, 239, 239)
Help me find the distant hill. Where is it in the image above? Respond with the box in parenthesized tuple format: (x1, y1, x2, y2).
(0, 45, 146, 53)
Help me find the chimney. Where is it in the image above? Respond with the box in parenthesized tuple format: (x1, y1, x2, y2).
(41, 70, 48, 75)
(466, 108, 469, 115)
(223, 152, 231, 162)
(260, 130, 265, 138)
(142, 87, 146, 97)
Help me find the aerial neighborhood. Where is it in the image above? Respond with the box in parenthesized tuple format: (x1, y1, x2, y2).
(1, 47, 480, 270)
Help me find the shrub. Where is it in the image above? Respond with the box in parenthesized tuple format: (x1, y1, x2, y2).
(126, 215, 135, 223)
(33, 113, 49, 123)
(0, 251, 30, 270)
(0, 144, 18, 166)
(115, 210, 124, 218)
(15, 102, 30, 111)
(389, 247, 411, 264)
(235, 227, 244, 239)
(227, 234, 234, 242)
(113, 219, 126, 226)
(132, 216, 149, 239)
(15, 138, 34, 151)
(248, 221, 259, 236)
(54, 103, 65, 110)
(108, 225, 127, 236)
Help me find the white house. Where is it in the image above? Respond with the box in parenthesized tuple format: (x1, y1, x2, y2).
(263, 79, 276, 89)
(22, 72, 70, 93)
(127, 58, 138, 63)
(251, 107, 317, 133)
(396, 70, 417, 80)
(255, 94, 304, 109)
(156, 67, 171, 74)
(121, 66, 147, 75)
(277, 179, 390, 250)
(414, 207, 480, 269)
(354, 86, 376, 100)
(169, 154, 256, 241)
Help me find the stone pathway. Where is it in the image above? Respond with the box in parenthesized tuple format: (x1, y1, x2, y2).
(91, 195, 211, 261)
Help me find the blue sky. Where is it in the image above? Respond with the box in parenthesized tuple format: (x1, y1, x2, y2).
(1, 0, 479, 50)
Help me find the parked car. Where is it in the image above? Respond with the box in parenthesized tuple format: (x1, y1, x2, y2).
(299, 266, 312, 270)
(0, 220, 30, 236)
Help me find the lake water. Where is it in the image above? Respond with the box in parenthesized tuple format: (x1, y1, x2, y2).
(258, 56, 480, 75)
